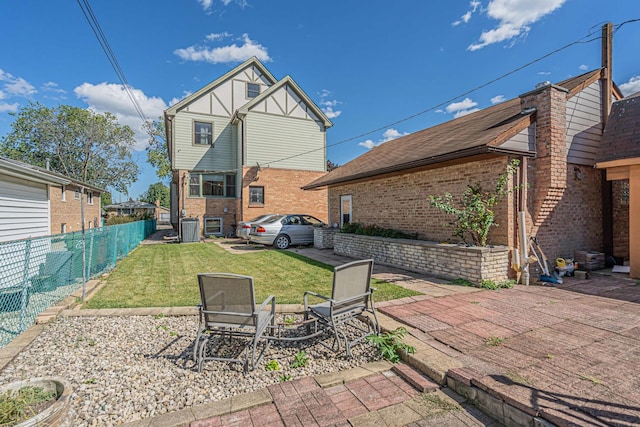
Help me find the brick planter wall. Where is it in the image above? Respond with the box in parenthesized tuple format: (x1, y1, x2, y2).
(334, 233, 510, 284)
(314, 227, 339, 249)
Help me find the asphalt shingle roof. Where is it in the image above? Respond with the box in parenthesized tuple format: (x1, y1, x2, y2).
(598, 92, 640, 163)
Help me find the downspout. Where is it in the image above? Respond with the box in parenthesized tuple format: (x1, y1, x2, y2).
(518, 157, 529, 285)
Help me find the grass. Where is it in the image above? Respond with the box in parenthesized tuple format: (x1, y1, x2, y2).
(83, 243, 421, 308)
(484, 336, 505, 346)
(0, 386, 58, 425)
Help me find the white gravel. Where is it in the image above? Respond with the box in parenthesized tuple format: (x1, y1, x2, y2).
(0, 314, 381, 426)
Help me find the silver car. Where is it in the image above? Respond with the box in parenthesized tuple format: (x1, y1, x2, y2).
(236, 214, 279, 240)
(249, 214, 324, 249)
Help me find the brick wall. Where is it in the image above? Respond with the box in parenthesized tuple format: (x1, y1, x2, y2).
(612, 179, 630, 259)
(176, 167, 328, 238)
(328, 156, 516, 247)
(50, 184, 102, 234)
(334, 233, 510, 284)
(314, 227, 338, 249)
(241, 166, 328, 223)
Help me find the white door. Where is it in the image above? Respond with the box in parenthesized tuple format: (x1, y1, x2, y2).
(340, 195, 352, 227)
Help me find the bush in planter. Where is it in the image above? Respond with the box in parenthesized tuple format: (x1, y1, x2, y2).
(340, 223, 418, 240)
(429, 159, 520, 247)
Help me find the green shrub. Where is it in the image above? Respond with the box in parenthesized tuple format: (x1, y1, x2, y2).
(367, 327, 415, 363)
(0, 386, 58, 425)
(105, 215, 136, 226)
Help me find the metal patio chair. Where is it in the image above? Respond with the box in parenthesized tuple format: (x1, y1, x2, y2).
(194, 273, 275, 373)
(304, 259, 379, 357)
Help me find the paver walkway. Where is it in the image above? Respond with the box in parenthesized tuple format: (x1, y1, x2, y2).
(377, 277, 640, 426)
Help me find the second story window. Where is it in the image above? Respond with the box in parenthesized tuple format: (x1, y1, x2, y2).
(87, 191, 93, 205)
(74, 188, 80, 200)
(247, 83, 260, 99)
(194, 122, 213, 145)
(61, 185, 66, 202)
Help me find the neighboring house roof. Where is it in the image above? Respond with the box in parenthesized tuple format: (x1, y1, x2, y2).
(105, 200, 157, 210)
(304, 70, 606, 189)
(0, 156, 104, 193)
(235, 75, 333, 128)
(0, 156, 70, 186)
(597, 91, 640, 164)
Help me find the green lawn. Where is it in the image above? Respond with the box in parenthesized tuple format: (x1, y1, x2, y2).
(83, 243, 421, 308)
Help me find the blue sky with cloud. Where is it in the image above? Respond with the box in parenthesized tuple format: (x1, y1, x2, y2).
(0, 0, 638, 198)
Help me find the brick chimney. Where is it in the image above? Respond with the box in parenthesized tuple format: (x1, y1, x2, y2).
(519, 82, 569, 227)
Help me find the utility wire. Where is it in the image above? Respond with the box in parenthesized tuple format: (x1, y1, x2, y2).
(263, 20, 637, 168)
(76, 0, 148, 123)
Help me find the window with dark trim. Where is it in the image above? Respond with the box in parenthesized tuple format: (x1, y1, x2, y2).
(87, 191, 93, 205)
(189, 173, 236, 198)
(74, 188, 80, 200)
(247, 83, 260, 98)
(249, 186, 264, 205)
(194, 121, 213, 145)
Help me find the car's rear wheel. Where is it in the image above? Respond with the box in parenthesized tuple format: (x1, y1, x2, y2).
(274, 234, 290, 249)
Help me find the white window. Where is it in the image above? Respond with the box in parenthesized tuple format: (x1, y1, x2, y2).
(249, 186, 264, 205)
(61, 223, 67, 234)
(61, 185, 66, 201)
(74, 188, 80, 200)
(194, 121, 213, 145)
(340, 195, 352, 227)
(247, 83, 260, 98)
(204, 217, 223, 236)
(87, 191, 93, 205)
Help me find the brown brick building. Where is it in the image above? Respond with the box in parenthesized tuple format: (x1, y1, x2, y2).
(305, 69, 632, 278)
(165, 57, 332, 239)
(50, 181, 103, 235)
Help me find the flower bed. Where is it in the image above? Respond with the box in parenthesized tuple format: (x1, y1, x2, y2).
(333, 233, 510, 285)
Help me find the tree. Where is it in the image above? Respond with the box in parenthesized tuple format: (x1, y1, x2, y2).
(429, 159, 520, 246)
(143, 118, 171, 181)
(101, 192, 112, 208)
(327, 159, 340, 172)
(140, 182, 170, 208)
(0, 102, 139, 194)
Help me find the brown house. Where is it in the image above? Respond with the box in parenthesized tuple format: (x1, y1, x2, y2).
(50, 181, 103, 234)
(305, 68, 631, 277)
(596, 92, 640, 278)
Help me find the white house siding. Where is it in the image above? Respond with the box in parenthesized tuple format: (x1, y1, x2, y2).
(172, 112, 237, 171)
(244, 112, 325, 171)
(0, 173, 50, 242)
(566, 81, 603, 165)
(498, 124, 536, 152)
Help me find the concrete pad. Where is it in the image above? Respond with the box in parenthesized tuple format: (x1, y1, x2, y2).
(315, 366, 370, 388)
(348, 410, 386, 426)
(230, 389, 272, 412)
(376, 402, 423, 425)
(404, 342, 463, 385)
(142, 408, 195, 427)
(190, 398, 232, 419)
(361, 360, 393, 373)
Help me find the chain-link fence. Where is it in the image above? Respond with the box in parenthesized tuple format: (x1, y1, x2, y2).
(0, 220, 157, 348)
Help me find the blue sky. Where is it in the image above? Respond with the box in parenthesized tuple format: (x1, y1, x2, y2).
(1, 0, 639, 200)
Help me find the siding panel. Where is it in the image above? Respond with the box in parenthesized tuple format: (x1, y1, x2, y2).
(173, 112, 237, 171)
(566, 81, 603, 165)
(245, 112, 325, 171)
(0, 173, 50, 242)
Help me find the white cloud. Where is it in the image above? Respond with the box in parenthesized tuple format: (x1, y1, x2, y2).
(206, 32, 231, 41)
(42, 81, 66, 94)
(319, 89, 341, 119)
(579, 64, 588, 71)
(468, 0, 566, 51)
(174, 33, 270, 64)
(490, 95, 505, 104)
(198, 0, 214, 9)
(454, 108, 480, 118)
(0, 102, 18, 113)
(452, 0, 481, 26)
(446, 97, 478, 114)
(538, 71, 551, 75)
(358, 128, 409, 149)
(198, 0, 248, 11)
(0, 90, 4, 100)
(0, 69, 36, 97)
(74, 82, 168, 151)
(620, 75, 640, 97)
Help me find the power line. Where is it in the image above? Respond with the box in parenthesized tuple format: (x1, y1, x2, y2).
(76, 0, 148, 123)
(263, 20, 636, 168)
